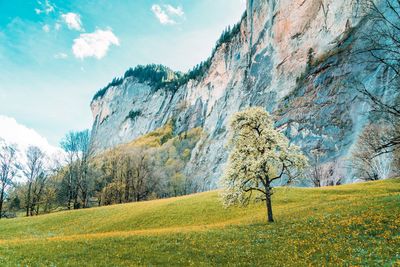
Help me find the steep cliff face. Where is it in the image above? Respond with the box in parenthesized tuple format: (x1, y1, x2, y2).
(90, 0, 390, 187)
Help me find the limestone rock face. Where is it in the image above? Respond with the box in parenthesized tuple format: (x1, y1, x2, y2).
(90, 0, 392, 186)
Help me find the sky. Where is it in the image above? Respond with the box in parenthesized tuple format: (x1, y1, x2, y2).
(0, 0, 246, 150)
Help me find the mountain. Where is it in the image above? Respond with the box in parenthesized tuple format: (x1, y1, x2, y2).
(89, 0, 393, 188)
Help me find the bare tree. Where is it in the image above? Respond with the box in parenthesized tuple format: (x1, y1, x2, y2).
(60, 132, 78, 209)
(60, 130, 92, 209)
(306, 140, 345, 187)
(30, 172, 49, 215)
(356, 0, 400, 154)
(309, 157, 323, 187)
(323, 160, 344, 186)
(97, 147, 160, 205)
(122, 148, 156, 202)
(352, 124, 394, 180)
(0, 141, 19, 219)
(76, 130, 91, 208)
(23, 146, 46, 216)
(308, 141, 326, 187)
(96, 150, 121, 205)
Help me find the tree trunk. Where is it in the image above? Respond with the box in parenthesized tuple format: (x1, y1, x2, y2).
(124, 176, 130, 203)
(0, 186, 4, 219)
(73, 184, 80, 209)
(26, 182, 32, 216)
(82, 191, 87, 208)
(67, 178, 72, 210)
(73, 195, 79, 209)
(36, 203, 40, 215)
(30, 202, 34, 216)
(265, 186, 274, 223)
(67, 195, 72, 210)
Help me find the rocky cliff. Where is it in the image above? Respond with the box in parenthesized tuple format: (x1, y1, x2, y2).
(90, 0, 393, 187)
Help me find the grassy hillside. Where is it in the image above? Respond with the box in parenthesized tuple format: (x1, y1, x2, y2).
(0, 179, 399, 266)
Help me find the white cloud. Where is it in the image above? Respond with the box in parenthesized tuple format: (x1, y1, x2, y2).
(35, 0, 55, 15)
(42, 24, 50, 32)
(54, 52, 68, 59)
(165, 5, 184, 17)
(0, 115, 59, 156)
(151, 4, 184, 25)
(44, 0, 55, 14)
(61, 12, 83, 31)
(54, 23, 61, 31)
(151, 5, 175, 25)
(72, 29, 120, 59)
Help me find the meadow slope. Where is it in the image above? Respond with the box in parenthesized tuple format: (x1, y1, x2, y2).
(0, 179, 399, 266)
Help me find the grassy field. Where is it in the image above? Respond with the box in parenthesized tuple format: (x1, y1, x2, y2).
(0, 179, 399, 266)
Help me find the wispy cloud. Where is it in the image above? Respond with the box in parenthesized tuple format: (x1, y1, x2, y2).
(35, 0, 55, 15)
(61, 12, 83, 31)
(165, 5, 184, 17)
(151, 4, 184, 25)
(72, 29, 120, 59)
(54, 23, 61, 31)
(42, 24, 50, 33)
(54, 52, 68, 59)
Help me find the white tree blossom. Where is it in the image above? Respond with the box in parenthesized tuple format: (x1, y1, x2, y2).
(221, 107, 307, 222)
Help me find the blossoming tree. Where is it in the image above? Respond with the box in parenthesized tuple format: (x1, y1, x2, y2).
(222, 107, 307, 222)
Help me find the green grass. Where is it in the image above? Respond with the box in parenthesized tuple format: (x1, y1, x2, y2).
(0, 179, 399, 266)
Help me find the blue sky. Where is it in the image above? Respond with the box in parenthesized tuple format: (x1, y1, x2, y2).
(0, 0, 246, 148)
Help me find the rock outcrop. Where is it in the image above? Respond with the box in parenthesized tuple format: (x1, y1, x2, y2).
(90, 0, 394, 187)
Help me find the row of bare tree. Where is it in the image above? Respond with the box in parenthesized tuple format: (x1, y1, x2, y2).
(1, 126, 202, 217)
(303, 0, 399, 186)
(59, 130, 91, 209)
(95, 148, 158, 205)
(0, 140, 60, 218)
(353, 0, 400, 179)
(0, 141, 18, 218)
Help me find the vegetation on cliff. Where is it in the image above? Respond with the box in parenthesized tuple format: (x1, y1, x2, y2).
(92, 12, 245, 102)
